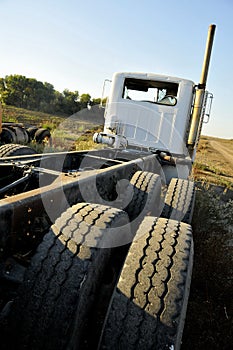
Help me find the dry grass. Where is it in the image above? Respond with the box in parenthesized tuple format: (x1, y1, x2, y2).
(193, 136, 233, 189)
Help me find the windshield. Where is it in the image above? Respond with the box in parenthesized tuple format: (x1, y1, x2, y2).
(122, 78, 178, 106)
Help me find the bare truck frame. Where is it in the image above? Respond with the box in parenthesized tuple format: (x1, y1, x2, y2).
(0, 24, 216, 350)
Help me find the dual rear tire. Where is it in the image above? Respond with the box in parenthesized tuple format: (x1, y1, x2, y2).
(3, 173, 195, 349)
(99, 217, 193, 350)
(162, 178, 195, 224)
(7, 203, 130, 350)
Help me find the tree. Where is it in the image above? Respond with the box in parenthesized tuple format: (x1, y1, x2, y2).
(79, 93, 91, 110)
(62, 89, 80, 114)
(0, 75, 28, 107)
(91, 98, 101, 106)
(0, 75, 57, 112)
(0, 74, 102, 116)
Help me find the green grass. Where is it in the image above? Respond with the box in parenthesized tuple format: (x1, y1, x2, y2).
(194, 161, 229, 177)
(2, 105, 65, 128)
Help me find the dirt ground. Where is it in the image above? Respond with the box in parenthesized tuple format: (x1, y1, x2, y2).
(182, 136, 233, 349)
(181, 144, 233, 350)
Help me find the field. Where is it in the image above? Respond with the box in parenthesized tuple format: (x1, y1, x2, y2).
(1, 106, 233, 348)
(193, 136, 233, 189)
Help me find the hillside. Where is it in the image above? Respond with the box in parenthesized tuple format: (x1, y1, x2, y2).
(1, 105, 105, 150)
(2, 104, 104, 128)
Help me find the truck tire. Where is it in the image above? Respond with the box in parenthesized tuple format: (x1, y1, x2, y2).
(0, 127, 17, 143)
(35, 128, 51, 145)
(13, 126, 29, 143)
(99, 217, 193, 350)
(27, 126, 38, 141)
(125, 171, 161, 221)
(7, 203, 129, 350)
(162, 178, 195, 224)
(0, 144, 36, 157)
(1, 126, 29, 144)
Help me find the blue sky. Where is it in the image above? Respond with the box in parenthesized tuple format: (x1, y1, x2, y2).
(0, 0, 232, 138)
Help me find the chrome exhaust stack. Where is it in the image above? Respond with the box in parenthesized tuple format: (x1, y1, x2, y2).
(188, 24, 216, 148)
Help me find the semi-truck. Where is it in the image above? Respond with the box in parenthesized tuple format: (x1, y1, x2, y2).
(0, 24, 216, 349)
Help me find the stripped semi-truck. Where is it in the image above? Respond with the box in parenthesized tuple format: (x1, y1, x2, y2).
(0, 24, 216, 349)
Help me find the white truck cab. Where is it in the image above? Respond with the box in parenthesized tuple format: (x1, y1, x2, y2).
(94, 25, 215, 167)
(102, 72, 195, 156)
